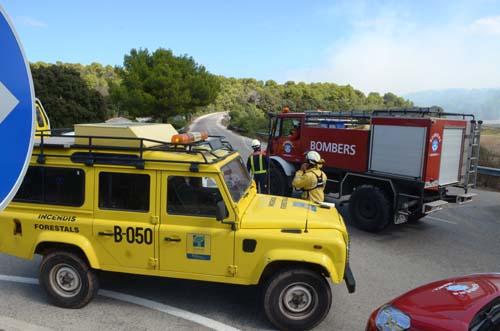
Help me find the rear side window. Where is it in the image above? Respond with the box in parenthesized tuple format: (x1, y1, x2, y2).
(14, 166, 85, 206)
(99, 172, 150, 212)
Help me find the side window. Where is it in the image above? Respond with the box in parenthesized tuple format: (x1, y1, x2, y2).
(99, 172, 150, 212)
(281, 118, 301, 139)
(167, 176, 224, 218)
(36, 107, 45, 128)
(273, 118, 282, 137)
(14, 166, 85, 206)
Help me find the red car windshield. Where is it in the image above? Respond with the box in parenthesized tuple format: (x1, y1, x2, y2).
(470, 296, 500, 331)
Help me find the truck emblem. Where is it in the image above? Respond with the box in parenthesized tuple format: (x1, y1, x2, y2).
(283, 142, 293, 154)
(431, 138, 439, 152)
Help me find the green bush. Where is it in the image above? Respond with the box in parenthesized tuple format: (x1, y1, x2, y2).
(214, 77, 413, 137)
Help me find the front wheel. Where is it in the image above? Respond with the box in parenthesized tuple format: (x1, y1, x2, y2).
(39, 251, 99, 309)
(263, 268, 332, 331)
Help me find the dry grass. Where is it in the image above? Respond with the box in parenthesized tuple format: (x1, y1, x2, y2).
(478, 126, 500, 190)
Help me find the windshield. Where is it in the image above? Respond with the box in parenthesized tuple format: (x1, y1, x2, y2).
(222, 157, 252, 202)
(470, 296, 500, 331)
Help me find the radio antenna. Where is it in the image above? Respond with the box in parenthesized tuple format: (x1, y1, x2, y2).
(304, 204, 311, 233)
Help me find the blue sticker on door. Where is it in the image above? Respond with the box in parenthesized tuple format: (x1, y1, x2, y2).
(187, 234, 211, 261)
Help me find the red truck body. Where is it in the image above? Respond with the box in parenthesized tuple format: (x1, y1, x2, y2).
(267, 108, 481, 231)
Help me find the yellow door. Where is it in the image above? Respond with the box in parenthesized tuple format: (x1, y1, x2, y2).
(159, 172, 235, 277)
(93, 168, 157, 271)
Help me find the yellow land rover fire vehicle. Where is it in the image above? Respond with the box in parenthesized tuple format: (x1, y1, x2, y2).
(0, 123, 355, 331)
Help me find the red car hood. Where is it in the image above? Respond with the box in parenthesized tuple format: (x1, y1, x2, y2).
(391, 274, 500, 331)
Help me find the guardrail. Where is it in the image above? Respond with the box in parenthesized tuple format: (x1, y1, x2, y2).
(478, 166, 500, 177)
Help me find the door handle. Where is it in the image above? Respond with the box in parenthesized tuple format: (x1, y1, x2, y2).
(98, 231, 114, 237)
(164, 236, 181, 242)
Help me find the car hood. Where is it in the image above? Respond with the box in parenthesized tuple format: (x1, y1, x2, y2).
(390, 274, 500, 331)
(240, 194, 346, 231)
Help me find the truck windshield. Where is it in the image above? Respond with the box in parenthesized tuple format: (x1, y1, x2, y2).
(222, 157, 251, 202)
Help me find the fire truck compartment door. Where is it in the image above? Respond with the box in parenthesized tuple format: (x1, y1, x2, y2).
(438, 128, 464, 185)
(369, 125, 427, 178)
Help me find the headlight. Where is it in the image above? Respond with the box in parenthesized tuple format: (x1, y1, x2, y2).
(375, 305, 411, 331)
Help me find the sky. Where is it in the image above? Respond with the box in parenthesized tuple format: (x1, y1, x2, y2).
(3, 0, 500, 94)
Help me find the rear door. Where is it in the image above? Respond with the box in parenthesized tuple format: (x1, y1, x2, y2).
(93, 168, 157, 271)
(439, 128, 464, 185)
(158, 172, 235, 276)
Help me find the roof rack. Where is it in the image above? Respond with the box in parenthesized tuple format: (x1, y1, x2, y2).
(270, 107, 476, 120)
(34, 129, 235, 170)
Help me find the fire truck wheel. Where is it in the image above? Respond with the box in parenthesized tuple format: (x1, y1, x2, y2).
(269, 163, 292, 197)
(349, 185, 392, 232)
(39, 251, 99, 309)
(262, 268, 332, 331)
(408, 212, 425, 223)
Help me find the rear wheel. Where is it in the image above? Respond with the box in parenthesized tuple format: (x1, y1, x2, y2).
(39, 251, 99, 309)
(263, 268, 332, 331)
(269, 162, 292, 196)
(349, 185, 392, 232)
(408, 211, 425, 223)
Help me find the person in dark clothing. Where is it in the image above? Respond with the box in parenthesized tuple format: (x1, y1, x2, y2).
(246, 139, 268, 193)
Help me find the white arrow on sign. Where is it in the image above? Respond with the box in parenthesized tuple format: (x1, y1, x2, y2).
(0, 81, 19, 125)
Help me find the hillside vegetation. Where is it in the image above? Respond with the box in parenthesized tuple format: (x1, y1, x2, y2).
(406, 88, 500, 120)
(29, 47, 411, 133)
(214, 78, 412, 135)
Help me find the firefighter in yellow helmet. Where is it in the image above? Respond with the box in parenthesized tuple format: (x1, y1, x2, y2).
(292, 151, 327, 203)
(246, 139, 268, 193)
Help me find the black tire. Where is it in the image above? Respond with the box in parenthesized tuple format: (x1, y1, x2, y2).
(349, 185, 392, 232)
(39, 251, 99, 309)
(269, 162, 292, 197)
(408, 212, 425, 223)
(263, 268, 332, 331)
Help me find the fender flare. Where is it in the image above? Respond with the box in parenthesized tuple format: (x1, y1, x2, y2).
(32, 232, 101, 269)
(270, 156, 296, 177)
(341, 172, 397, 206)
(252, 249, 343, 285)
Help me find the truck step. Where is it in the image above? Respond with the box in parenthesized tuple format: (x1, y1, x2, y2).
(423, 200, 448, 214)
(456, 193, 476, 204)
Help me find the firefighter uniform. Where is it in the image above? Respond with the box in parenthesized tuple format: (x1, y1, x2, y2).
(292, 165, 327, 203)
(247, 151, 268, 193)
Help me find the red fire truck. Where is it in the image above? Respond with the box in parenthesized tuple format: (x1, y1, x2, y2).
(266, 107, 482, 232)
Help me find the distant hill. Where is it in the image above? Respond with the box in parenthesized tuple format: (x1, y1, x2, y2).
(405, 88, 500, 120)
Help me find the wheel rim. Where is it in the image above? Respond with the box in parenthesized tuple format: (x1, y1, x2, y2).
(49, 264, 82, 298)
(358, 199, 377, 219)
(278, 282, 318, 320)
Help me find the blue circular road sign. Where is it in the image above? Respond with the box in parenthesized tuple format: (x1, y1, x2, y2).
(0, 6, 35, 211)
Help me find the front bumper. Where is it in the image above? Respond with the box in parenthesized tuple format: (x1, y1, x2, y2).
(344, 264, 356, 293)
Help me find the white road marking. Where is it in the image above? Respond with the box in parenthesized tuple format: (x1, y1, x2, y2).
(0, 81, 19, 124)
(425, 216, 458, 225)
(0, 274, 241, 331)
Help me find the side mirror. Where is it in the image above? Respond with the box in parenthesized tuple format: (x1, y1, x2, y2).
(215, 200, 227, 222)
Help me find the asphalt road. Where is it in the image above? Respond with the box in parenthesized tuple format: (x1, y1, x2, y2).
(0, 112, 499, 331)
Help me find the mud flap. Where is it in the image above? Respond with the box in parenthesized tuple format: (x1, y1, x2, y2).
(344, 264, 356, 293)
